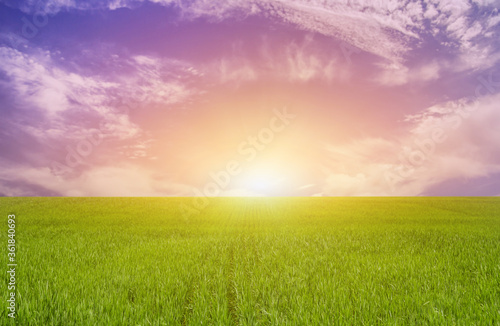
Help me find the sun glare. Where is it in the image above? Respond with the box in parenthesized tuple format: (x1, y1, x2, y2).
(233, 163, 290, 196)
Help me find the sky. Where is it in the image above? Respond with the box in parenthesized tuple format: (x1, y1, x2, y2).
(1, 0, 500, 197)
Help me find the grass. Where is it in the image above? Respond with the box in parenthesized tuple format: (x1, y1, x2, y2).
(0, 197, 499, 325)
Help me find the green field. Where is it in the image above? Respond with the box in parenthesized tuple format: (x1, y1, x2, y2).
(1, 197, 499, 325)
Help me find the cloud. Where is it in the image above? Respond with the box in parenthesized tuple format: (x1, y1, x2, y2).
(323, 173, 373, 196)
(6, 0, 144, 14)
(171, 0, 498, 68)
(0, 42, 201, 140)
(321, 138, 401, 196)
(126, 55, 199, 106)
(320, 92, 500, 196)
(375, 61, 441, 86)
(8, 0, 500, 68)
(0, 39, 205, 194)
(207, 57, 257, 84)
(402, 92, 500, 192)
(0, 1, 431, 62)
(200, 35, 351, 85)
(0, 46, 87, 115)
(0, 45, 139, 142)
(0, 176, 61, 196)
(0, 163, 193, 196)
(283, 36, 350, 82)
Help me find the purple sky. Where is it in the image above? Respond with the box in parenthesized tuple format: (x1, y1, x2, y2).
(1, 0, 500, 196)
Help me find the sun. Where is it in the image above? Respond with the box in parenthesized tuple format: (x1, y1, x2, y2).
(232, 161, 291, 196)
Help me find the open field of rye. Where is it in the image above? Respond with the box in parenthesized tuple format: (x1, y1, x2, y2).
(1, 197, 499, 325)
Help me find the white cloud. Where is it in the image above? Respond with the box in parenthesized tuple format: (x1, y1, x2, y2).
(6, 0, 420, 61)
(0, 45, 142, 143)
(454, 45, 500, 72)
(284, 37, 349, 82)
(375, 61, 441, 86)
(209, 58, 257, 84)
(124, 54, 199, 106)
(0, 47, 71, 115)
(9, 0, 500, 71)
(321, 93, 500, 195)
(0, 43, 203, 144)
(0, 163, 193, 196)
(201, 36, 351, 85)
(0, 42, 208, 194)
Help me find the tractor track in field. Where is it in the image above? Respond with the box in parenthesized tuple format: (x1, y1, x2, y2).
(181, 249, 210, 326)
(227, 243, 239, 325)
(181, 274, 196, 326)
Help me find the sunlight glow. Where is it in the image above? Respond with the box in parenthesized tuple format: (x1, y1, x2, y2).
(234, 163, 289, 196)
